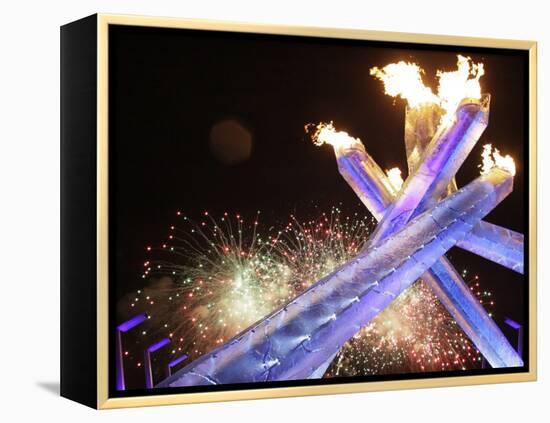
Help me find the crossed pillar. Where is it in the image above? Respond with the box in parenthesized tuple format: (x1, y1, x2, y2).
(158, 95, 524, 388)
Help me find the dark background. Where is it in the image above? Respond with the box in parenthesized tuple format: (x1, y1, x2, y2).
(109, 25, 528, 394)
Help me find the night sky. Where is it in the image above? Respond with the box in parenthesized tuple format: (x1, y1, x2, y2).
(109, 25, 528, 392)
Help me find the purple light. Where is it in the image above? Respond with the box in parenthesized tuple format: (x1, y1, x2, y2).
(117, 313, 148, 333)
(505, 318, 522, 330)
(144, 338, 172, 389)
(168, 354, 189, 369)
(116, 313, 149, 391)
(148, 337, 171, 353)
(504, 318, 524, 358)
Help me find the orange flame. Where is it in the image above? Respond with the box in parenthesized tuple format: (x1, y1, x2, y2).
(307, 122, 360, 150)
(479, 144, 516, 176)
(369, 62, 438, 108)
(437, 55, 484, 118)
(386, 167, 404, 192)
(370, 55, 485, 121)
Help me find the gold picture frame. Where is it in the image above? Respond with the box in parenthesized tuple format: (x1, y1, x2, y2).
(61, 13, 537, 409)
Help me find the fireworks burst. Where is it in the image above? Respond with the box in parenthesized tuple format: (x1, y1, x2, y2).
(119, 208, 494, 384)
(327, 270, 491, 376)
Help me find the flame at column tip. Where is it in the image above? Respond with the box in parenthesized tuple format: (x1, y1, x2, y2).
(370, 62, 438, 108)
(386, 167, 404, 192)
(306, 122, 361, 150)
(437, 55, 485, 118)
(480, 144, 516, 176)
(371, 55, 486, 122)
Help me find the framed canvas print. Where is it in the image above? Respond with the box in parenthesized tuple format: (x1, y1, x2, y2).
(60, 14, 537, 409)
